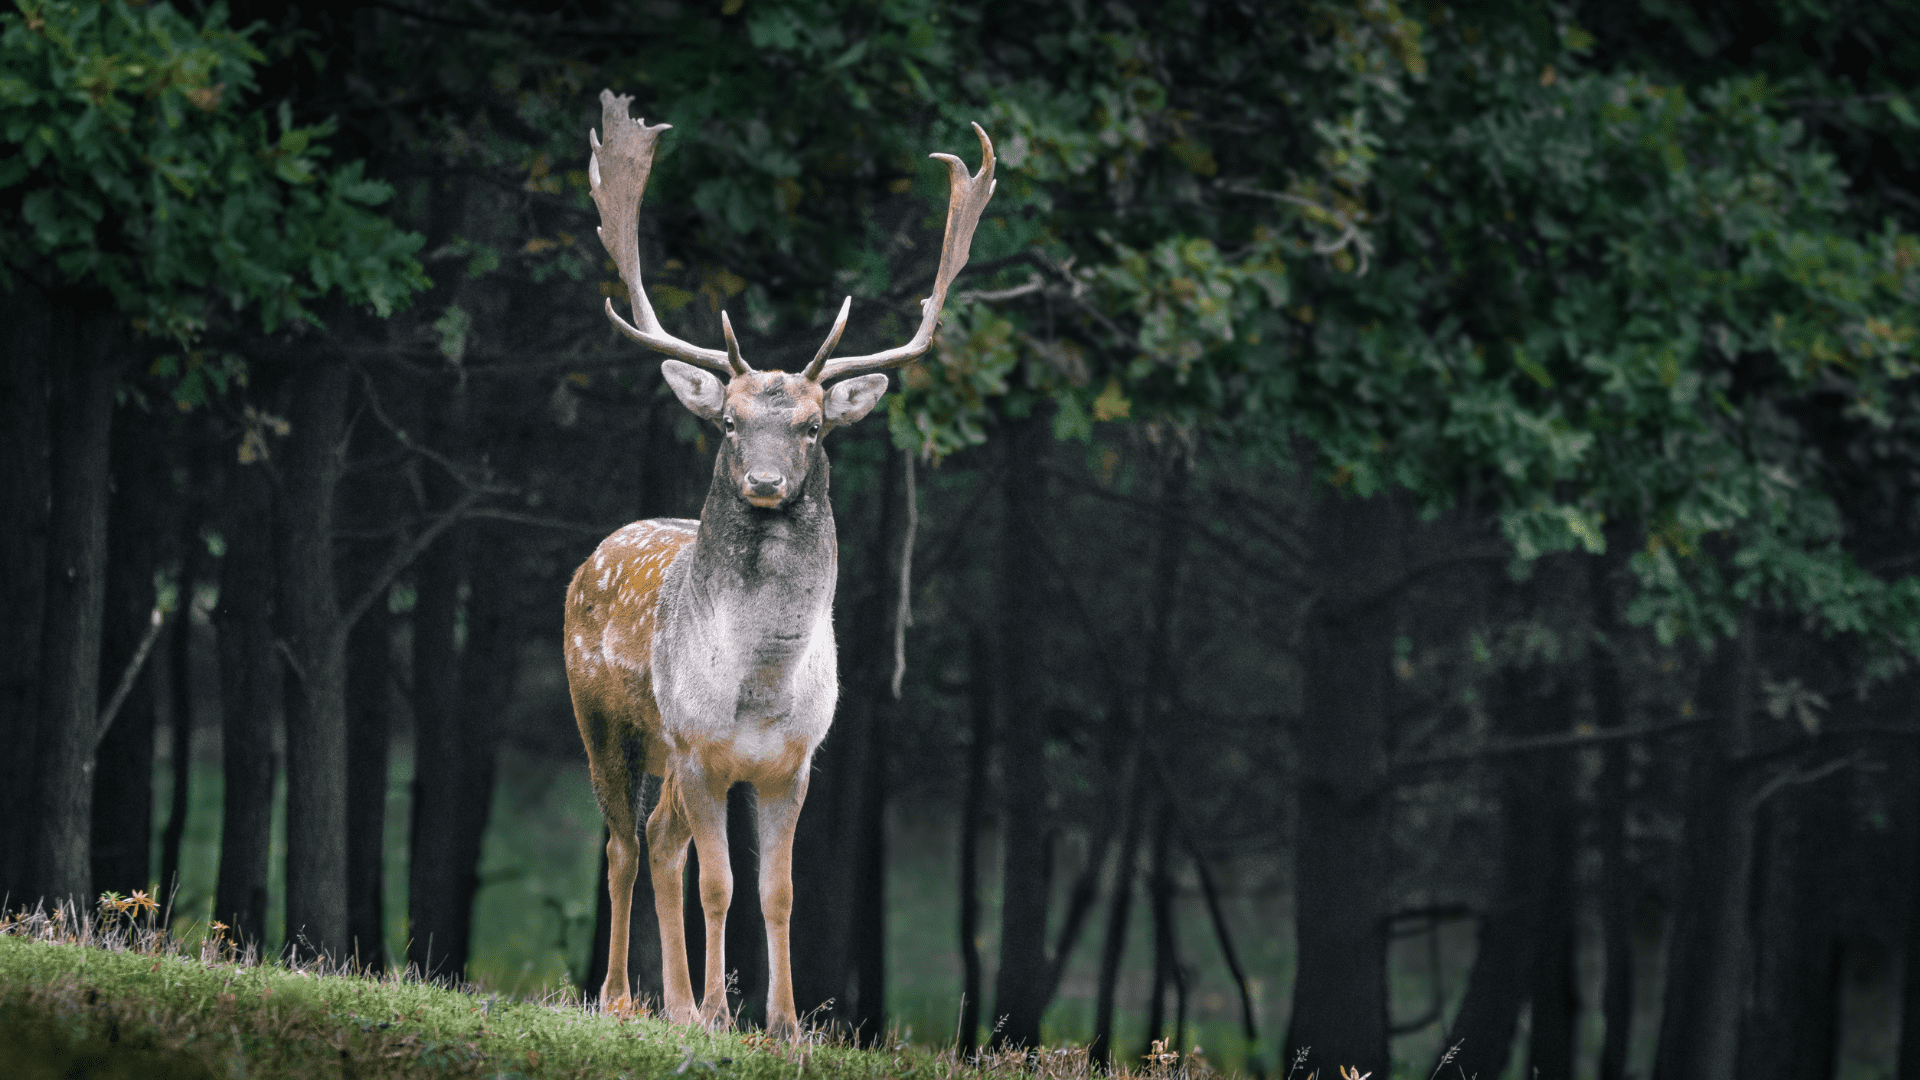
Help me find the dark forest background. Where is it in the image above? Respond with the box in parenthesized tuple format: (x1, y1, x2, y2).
(6, 0, 1920, 1077)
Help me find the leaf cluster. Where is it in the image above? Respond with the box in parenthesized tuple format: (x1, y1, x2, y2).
(0, 0, 429, 342)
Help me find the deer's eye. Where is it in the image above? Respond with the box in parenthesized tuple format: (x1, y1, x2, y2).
(808, 420, 821, 437)
(723, 416, 736, 433)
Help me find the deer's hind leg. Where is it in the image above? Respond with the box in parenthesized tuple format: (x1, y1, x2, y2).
(577, 703, 652, 1013)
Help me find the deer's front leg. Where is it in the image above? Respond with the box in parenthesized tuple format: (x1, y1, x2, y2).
(646, 778, 697, 1024)
(680, 770, 734, 1027)
(755, 772, 809, 1039)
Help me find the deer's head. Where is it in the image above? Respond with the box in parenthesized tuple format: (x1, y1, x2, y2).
(586, 89, 995, 511)
(661, 365, 886, 509)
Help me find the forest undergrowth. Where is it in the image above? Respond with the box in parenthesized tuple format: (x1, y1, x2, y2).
(0, 896, 1248, 1080)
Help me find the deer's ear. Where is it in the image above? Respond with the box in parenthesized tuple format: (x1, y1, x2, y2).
(824, 373, 888, 428)
(661, 360, 725, 421)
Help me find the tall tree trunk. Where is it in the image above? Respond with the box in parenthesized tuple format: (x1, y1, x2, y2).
(158, 487, 208, 920)
(958, 626, 994, 1061)
(846, 445, 906, 1043)
(1591, 552, 1635, 1080)
(29, 299, 118, 911)
(1140, 804, 1178, 1058)
(345, 593, 392, 971)
(407, 523, 513, 982)
(847, 692, 889, 1043)
(991, 413, 1052, 1050)
(1433, 670, 1542, 1080)
(214, 460, 280, 949)
(274, 356, 353, 960)
(406, 524, 465, 980)
(1525, 685, 1580, 1080)
(92, 404, 164, 899)
(0, 286, 51, 908)
(1193, 852, 1265, 1079)
(1091, 795, 1144, 1072)
(1739, 773, 1845, 1080)
(1653, 620, 1757, 1080)
(1898, 683, 1920, 1080)
(341, 412, 401, 972)
(1284, 478, 1398, 1077)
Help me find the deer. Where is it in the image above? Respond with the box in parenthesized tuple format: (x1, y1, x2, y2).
(563, 89, 995, 1035)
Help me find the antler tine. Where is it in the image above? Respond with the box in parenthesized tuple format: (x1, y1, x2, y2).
(802, 296, 853, 380)
(589, 89, 744, 377)
(810, 123, 997, 384)
(719, 310, 749, 376)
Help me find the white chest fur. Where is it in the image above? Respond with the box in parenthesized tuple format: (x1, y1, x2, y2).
(650, 547, 839, 766)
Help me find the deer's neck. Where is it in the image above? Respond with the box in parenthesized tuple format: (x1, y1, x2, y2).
(679, 453, 838, 632)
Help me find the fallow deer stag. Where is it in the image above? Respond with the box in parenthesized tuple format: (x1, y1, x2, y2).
(564, 90, 995, 1034)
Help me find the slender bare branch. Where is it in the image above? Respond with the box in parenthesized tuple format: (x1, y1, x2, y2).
(1391, 717, 1707, 776)
(94, 606, 170, 752)
(336, 488, 483, 640)
(359, 372, 519, 495)
(890, 451, 917, 700)
(955, 273, 1045, 305)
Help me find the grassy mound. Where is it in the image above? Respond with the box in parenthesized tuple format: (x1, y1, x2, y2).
(0, 902, 1224, 1079)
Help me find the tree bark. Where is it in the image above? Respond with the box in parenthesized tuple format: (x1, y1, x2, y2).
(1738, 774, 1845, 1080)
(29, 299, 118, 911)
(1899, 692, 1920, 1080)
(1590, 552, 1635, 1080)
(838, 442, 905, 1040)
(1091, 795, 1144, 1072)
(407, 522, 513, 982)
(156, 599, 193, 910)
(341, 408, 403, 972)
(1652, 621, 1757, 1080)
(406, 524, 465, 980)
(158, 488, 209, 921)
(847, 692, 889, 1043)
(991, 413, 1052, 1051)
(0, 285, 51, 908)
(91, 404, 164, 898)
(214, 459, 281, 949)
(1140, 804, 1178, 1059)
(1284, 478, 1398, 1078)
(1434, 670, 1543, 1080)
(345, 590, 392, 971)
(1525, 683, 1580, 1080)
(274, 356, 353, 960)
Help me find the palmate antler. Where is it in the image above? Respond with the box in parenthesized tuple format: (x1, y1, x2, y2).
(588, 89, 996, 383)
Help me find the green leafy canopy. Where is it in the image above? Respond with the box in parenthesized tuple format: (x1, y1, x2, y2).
(0, 0, 429, 344)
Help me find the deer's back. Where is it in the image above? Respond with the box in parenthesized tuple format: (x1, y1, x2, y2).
(564, 518, 699, 771)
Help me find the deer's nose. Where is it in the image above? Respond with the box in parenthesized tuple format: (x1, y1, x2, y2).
(745, 471, 786, 499)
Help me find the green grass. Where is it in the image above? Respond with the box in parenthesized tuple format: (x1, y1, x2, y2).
(0, 924, 1231, 1080)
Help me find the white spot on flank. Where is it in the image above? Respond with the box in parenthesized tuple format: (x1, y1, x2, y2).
(599, 570, 611, 589)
